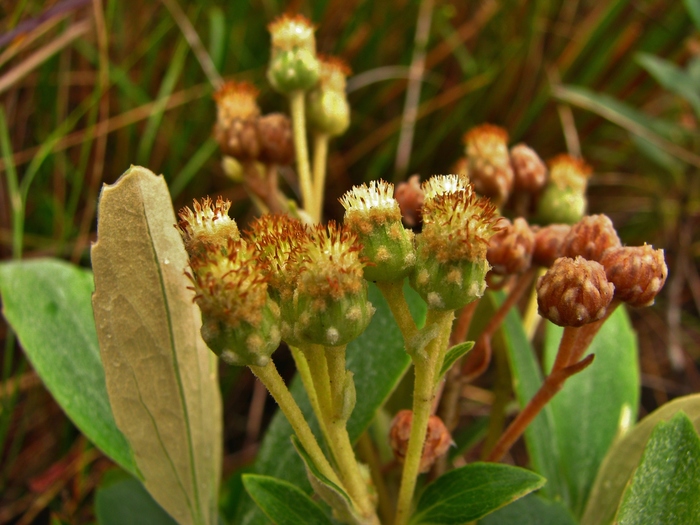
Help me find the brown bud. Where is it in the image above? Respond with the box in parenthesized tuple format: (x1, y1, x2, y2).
(395, 175, 424, 227)
(213, 81, 262, 162)
(463, 124, 514, 204)
(561, 214, 621, 262)
(257, 113, 295, 165)
(389, 410, 452, 473)
(214, 118, 261, 162)
(600, 245, 668, 307)
(510, 143, 547, 193)
(487, 217, 535, 275)
(537, 256, 614, 327)
(532, 223, 571, 267)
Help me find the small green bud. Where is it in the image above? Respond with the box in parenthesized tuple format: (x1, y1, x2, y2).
(282, 222, 374, 346)
(267, 14, 320, 94)
(340, 180, 415, 282)
(536, 154, 591, 225)
(307, 56, 351, 136)
(410, 175, 500, 311)
(536, 184, 587, 225)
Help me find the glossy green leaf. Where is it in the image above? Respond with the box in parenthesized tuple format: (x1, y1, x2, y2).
(0, 259, 137, 476)
(614, 412, 700, 525)
(409, 463, 545, 525)
(95, 470, 177, 525)
(636, 52, 700, 118)
(543, 307, 639, 516)
(92, 166, 222, 525)
(488, 291, 566, 501)
(438, 341, 475, 380)
(236, 281, 427, 524)
(291, 436, 362, 525)
(479, 493, 577, 525)
(243, 475, 333, 525)
(582, 394, 700, 525)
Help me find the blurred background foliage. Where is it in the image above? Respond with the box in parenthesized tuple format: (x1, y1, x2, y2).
(0, 0, 699, 522)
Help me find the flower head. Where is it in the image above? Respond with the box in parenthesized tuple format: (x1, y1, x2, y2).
(267, 14, 320, 94)
(178, 196, 240, 258)
(340, 180, 415, 281)
(411, 175, 501, 310)
(188, 238, 280, 366)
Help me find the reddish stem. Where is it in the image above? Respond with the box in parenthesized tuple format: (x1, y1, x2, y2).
(486, 353, 595, 462)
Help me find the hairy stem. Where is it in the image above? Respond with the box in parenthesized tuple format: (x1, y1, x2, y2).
(376, 280, 419, 346)
(304, 345, 379, 523)
(289, 90, 316, 221)
(394, 309, 454, 525)
(248, 360, 340, 487)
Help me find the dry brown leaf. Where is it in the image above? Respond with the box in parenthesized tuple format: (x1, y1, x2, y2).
(91, 166, 222, 525)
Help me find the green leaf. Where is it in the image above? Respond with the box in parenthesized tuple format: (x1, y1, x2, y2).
(636, 52, 700, 118)
(95, 470, 178, 525)
(409, 463, 545, 525)
(236, 281, 427, 524)
(488, 291, 566, 501)
(614, 412, 700, 525)
(91, 166, 222, 525)
(243, 475, 333, 525)
(552, 84, 700, 168)
(0, 259, 137, 476)
(542, 307, 639, 516)
(684, 0, 700, 32)
(479, 493, 577, 525)
(291, 436, 362, 525)
(438, 341, 475, 380)
(581, 394, 700, 525)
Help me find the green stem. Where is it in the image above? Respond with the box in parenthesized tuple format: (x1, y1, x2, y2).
(376, 280, 419, 346)
(289, 90, 316, 221)
(289, 345, 328, 442)
(248, 360, 340, 488)
(394, 309, 454, 525)
(307, 345, 379, 523)
(311, 132, 330, 221)
(324, 347, 377, 520)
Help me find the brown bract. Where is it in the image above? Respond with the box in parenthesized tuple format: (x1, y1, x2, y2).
(389, 410, 452, 473)
(600, 245, 668, 307)
(257, 113, 295, 165)
(487, 217, 535, 275)
(531, 223, 571, 267)
(537, 256, 614, 327)
(394, 175, 424, 227)
(510, 143, 547, 192)
(561, 214, 621, 262)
